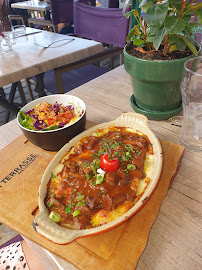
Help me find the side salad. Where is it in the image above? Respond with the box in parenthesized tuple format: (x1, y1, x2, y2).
(19, 101, 83, 131)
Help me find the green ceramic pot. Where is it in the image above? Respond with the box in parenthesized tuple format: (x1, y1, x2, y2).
(124, 43, 201, 113)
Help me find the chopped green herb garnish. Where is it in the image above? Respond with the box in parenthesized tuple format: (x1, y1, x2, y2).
(51, 172, 56, 179)
(72, 209, 80, 218)
(96, 174, 105, 185)
(47, 203, 53, 208)
(123, 169, 129, 175)
(111, 142, 120, 149)
(76, 200, 86, 207)
(65, 205, 71, 214)
(76, 195, 85, 201)
(125, 144, 133, 151)
(91, 159, 100, 172)
(90, 180, 96, 186)
(86, 174, 91, 180)
(83, 161, 89, 167)
(127, 164, 136, 170)
(49, 211, 62, 223)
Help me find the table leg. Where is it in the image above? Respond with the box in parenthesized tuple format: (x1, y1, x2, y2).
(0, 87, 6, 98)
(2, 82, 20, 124)
(54, 69, 64, 94)
(17, 82, 27, 106)
(25, 79, 34, 101)
(35, 73, 47, 97)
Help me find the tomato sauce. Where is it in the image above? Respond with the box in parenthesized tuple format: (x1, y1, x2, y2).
(45, 127, 153, 229)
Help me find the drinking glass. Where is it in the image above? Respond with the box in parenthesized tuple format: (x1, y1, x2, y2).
(0, 21, 9, 54)
(1, 31, 15, 50)
(0, 20, 15, 52)
(12, 25, 26, 38)
(179, 56, 202, 151)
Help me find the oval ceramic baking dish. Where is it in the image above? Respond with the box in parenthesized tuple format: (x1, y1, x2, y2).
(33, 112, 163, 244)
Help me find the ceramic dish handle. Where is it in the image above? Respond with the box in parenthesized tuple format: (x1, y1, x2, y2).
(33, 210, 82, 244)
(115, 112, 148, 127)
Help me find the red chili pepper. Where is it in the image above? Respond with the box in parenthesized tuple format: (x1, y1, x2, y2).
(100, 153, 120, 172)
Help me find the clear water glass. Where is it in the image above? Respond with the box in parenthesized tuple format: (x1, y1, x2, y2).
(0, 21, 11, 53)
(12, 25, 26, 38)
(179, 56, 202, 151)
(0, 36, 9, 54)
(1, 31, 15, 50)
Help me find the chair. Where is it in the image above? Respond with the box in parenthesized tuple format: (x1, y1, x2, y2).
(73, 1, 129, 48)
(28, 0, 94, 33)
(31, 1, 130, 94)
(28, 0, 74, 33)
(7, 0, 31, 26)
(28, 0, 74, 32)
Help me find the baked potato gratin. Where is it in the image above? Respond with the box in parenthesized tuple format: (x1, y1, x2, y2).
(45, 125, 154, 229)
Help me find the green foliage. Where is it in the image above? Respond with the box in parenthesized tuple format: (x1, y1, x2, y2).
(123, 0, 202, 56)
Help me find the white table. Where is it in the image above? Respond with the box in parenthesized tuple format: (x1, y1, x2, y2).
(11, 0, 50, 12)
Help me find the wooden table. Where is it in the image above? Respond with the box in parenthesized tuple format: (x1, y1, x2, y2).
(0, 66, 202, 270)
(11, 0, 50, 12)
(0, 28, 103, 87)
(11, 0, 51, 21)
(0, 27, 103, 122)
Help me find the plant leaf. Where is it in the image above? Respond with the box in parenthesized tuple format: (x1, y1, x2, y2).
(126, 28, 135, 43)
(169, 44, 177, 52)
(139, 0, 154, 8)
(192, 3, 202, 10)
(153, 27, 166, 51)
(145, 2, 169, 29)
(168, 0, 181, 10)
(178, 36, 198, 56)
(198, 7, 202, 24)
(132, 38, 145, 45)
(168, 34, 177, 44)
(133, 10, 140, 17)
(199, 17, 202, 25)
(164, 16, 186, 34)
(146, 36, 154, 42)
(124, 9, 136, 19)
(175, 38, 187, 52)
(183, 15, 191, 24)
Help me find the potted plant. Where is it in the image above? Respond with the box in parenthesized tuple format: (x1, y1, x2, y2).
(123, 0, 202, 120)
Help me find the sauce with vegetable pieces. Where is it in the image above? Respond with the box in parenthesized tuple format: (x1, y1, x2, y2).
(45, 126, 153, 229)
(19, 101, 83, 131)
